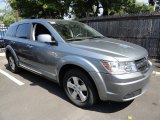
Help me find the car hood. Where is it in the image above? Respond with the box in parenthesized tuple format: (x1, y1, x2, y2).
(69, 37, 148, 61)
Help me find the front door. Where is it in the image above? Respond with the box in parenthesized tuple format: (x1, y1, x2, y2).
(27, 23, 58, 80)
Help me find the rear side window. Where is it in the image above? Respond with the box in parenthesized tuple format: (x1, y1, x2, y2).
(16, 23, 31, 39)
(6, 25, 17, 37)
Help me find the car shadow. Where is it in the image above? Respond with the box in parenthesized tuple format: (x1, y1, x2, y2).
(85, 100, 133, 113)
(5, 64, 133, 113)
(153, 59, 160, 68)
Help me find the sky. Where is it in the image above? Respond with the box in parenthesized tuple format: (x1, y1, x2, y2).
(136, 0, 149, 4)
(0, 0, 7, 10)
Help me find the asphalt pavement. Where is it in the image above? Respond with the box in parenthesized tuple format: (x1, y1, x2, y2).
(0, 52, 160, 120)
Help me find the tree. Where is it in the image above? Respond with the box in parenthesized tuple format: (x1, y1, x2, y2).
(125, 1, 154, 14)
(100, 0, 154, 16)
(149, 0, 160, 11)
(149, 0, 155, 5)
(0, 9, 16, 26)
(71, 0, 98, 18)
(8, 0, 71, 18)
(0, 0, 16, 26)
(8, 0, 154, 19)
(3, 13, 16, 26)
(72, 0, 154, 17)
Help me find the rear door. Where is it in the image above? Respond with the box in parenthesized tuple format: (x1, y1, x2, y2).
(15, 23, 33, 65)
(5, 25, 18, 49)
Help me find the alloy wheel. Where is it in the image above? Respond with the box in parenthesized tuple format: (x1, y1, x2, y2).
(9, 56, 15, 71)
(66, 76, 88, 102)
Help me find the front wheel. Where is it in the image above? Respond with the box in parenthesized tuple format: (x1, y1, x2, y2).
(8, 54, 20, 73)
(63, 69, 98, 107)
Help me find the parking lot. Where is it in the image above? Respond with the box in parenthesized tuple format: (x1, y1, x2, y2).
(0, 51, 160, 120)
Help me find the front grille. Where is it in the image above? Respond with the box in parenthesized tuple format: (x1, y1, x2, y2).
(135, 58, 149, 73)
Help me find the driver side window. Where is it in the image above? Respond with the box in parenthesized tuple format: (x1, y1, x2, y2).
(32, 23, 55, 42)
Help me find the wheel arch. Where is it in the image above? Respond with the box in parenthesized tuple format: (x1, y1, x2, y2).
(57, 56, 99, 86)
(5, 45, 19, 65)
(58, 64, 99, 98)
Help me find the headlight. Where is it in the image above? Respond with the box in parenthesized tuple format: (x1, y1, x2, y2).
(101, 60, 137, 74)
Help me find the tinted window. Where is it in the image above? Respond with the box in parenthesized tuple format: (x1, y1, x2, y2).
(50, 21, 103, 41)
(6, 26, 17, 37)
(16, 24, 31, 39)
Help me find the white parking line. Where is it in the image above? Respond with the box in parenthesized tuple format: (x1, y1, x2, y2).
(0, 53, 5, 57)
(0, 69, 25, 86)
(153, 71, 160, 76)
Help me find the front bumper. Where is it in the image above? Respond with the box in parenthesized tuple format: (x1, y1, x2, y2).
(89, 64, 153, 102)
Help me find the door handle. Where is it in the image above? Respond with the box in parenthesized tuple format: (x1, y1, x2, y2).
(27, 45, 33, 48)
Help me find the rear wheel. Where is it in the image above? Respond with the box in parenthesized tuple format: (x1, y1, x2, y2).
(8, 54, 20, 73)
(63, 69, 98, 107)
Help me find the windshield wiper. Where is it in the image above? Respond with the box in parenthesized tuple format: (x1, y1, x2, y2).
(88, 36, 105, 39)
(66, 38, 85, 42)
(66, 36, 105, 42)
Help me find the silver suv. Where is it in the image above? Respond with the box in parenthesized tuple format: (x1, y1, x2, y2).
(4, 19, 153, 107)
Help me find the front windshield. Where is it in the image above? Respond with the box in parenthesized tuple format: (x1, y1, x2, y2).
(50, 21, 104, 41)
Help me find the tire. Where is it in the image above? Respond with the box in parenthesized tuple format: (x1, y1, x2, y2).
(8, 54, 20, 73)
(63, 69, 98, 107)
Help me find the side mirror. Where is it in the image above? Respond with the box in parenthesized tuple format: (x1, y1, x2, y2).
(37, 34, 52, 43)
